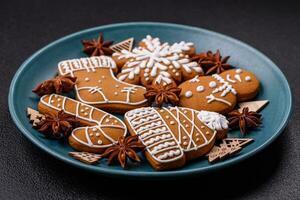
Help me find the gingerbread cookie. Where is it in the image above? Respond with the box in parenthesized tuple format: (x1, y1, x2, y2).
(38, 94, 127, 153)
(112, 35, 203, 87)
(178, 69, 260, 114)
(124, 107, 227, 170)
(220, 69, 260, 101)
(57, 56, 148, 113)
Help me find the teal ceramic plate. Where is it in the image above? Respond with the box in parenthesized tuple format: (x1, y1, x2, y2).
(8, 22, 292, 178)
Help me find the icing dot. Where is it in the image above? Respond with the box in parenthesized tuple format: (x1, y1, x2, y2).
(57, 98, 61, 102)
(85, 77, 90, 81)
(114, 120, 118, 123)
(144, 73, 149, 77)
(201, 126, 205, 129)
(196, 138, 200, 142)
(85, 107, 89, 110)
(145, 77, 150, 81)
(172, 69, 176, 73)
(209, 81, 217, 88)
(169, 65, 173, 69)
(184, 110, 188, 114)
(57, 104, 61, 107)
(236, 69, 242, 74)
(160, 110, 164, 113)
(185, 91, 193, 98)
(84, 112, 88, 116)
(80, 109, 84, 112)
(245, 76, 251, 81)
(175, 72, 180, 76)
(114, 92, 118, 96)
(98, 140, 103, 144)
(195, 133, 200, 136)
(96, 133, 100, 137)
(196, 85, 205, 92)
(179, 53, 184, 57)
(89, 133, 93, 136)
(98, 80, 102, 83)
(145, 68, 150, 72)
(101, 75, 105, 79)
(183, 141, 188, 145)
(183, 120, 186, 123)
(105, 119, 110, 123)
(206, 131, 210, 135)
(115, 84, 119, 88)
(50, 100, 54, 103)
(183, 136, 187, 140)
(109, 115, 113, 118)
(185, 124, 189, 128)
(170, 121, 175, 125)
(165, 115, 170, 119)
(92, 128, 97, 131)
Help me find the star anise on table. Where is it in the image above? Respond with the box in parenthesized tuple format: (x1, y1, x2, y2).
(81, 33, 114, 56)
(192, 50, 231, 75)
(144, 84, 182, 107)
(227, 107, 262, 134)
(37, 110, 78, 139)
(101, 135, 145, 168)
(32, 75, 77, 96)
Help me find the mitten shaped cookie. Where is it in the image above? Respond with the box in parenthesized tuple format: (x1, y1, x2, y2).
(38, 94, 127, 153)
(58, 56, 148, 113)
(124, 107, 228, 170)
(112, 35, 203, 87)
(178, 69, 260, 114)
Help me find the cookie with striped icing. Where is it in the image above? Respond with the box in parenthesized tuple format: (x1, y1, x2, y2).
(124, 107, 228, 170)
(57, 56, 148, 113)
(38, 94, 127, 153)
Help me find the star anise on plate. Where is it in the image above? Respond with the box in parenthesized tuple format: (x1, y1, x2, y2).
(192, 50, 231, 75)
(32, 75, 77, 96)
(81, 33, 114, 56)
(227, 107, 262, 134)
(144, 84, 182, 107)
(101, 135, 145, 168)
(37, 110, 78, 139)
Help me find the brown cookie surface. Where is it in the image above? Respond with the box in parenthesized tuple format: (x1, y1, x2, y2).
(38, 94, 127, 153)
(220, 69, 260, 101)
(178, 75, 237, 114)
(124, 107, 227, 170)
(113, 35, 203, 87)
(58, 56, 148, 113)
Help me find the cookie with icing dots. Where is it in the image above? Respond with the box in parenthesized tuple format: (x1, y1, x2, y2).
(179, 74, 237, 114)
(112, 35, 203, 87)
(38, 94, 127, 153)
(58, 56, 148, 113)
(178, 68, 260, 114)
(124, 107, 228, 170)
(220, 69, 260, 101)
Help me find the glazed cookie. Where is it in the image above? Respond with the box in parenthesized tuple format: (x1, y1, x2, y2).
(220, 69, 260, 101)
(58, 56, 148, 113)
(38, 94, 127, 153)
(179, 75, 237, 114)
(124, 107, 227, 170)
(113, 35, 203, 87)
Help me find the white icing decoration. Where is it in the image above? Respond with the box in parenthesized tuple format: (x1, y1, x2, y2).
(226, 74, 236, 83)
(206, 94, 232, 106)
(58, 56, 147, 106)
(196, 85, 205, 92)
(97, 140, 103, 144)
(114, 35, 202, 85)
(198, 111, 229, 131)
(40, 94, 127, 149)
(236, 69, 242, 74)
(185, 91, 193, 98)
(234, 74, 242, 82)
(189, 75, 200, 83)
(245, 76, 251, 81)
(209, 81, 217, 88)
(85, 77, 90, 82)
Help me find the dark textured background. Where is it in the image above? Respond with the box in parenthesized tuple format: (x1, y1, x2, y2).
(1, 0, 299, 199)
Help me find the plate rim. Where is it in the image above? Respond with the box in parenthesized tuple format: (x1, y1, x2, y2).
(8, 22, 293, 178)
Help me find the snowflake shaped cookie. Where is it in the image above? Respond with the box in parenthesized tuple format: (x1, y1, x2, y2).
(112, 35, 203, 86)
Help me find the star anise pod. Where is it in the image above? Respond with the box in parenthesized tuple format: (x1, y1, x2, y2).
(144, 84, 182, 107)
(32, 75, 77, 96)
(81, 33, 114, 56)
(192, 50, 231, 75)
(37, 110, 78, 139)
(227, 107, 262, 134)
(101, 135, 145, 168)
